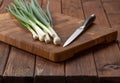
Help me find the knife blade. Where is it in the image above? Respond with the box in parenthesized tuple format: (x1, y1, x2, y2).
(63, 14, 96, 47)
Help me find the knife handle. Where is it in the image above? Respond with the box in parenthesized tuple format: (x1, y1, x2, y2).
(82, 14, 96, 29)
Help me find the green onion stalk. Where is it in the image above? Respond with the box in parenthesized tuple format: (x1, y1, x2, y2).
(7, 0, 61, 45)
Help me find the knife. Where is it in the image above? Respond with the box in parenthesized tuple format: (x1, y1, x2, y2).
(63, 14, 96, 47)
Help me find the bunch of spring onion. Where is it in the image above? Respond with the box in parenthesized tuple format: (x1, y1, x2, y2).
(7, 0, 61, 45)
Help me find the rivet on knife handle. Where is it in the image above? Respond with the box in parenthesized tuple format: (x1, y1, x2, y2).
(63, 14, 96, 47)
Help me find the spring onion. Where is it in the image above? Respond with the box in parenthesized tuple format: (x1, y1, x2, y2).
(7, 0, 61, 45)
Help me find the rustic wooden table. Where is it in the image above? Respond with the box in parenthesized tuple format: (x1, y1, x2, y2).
(0, 0, 120, 83)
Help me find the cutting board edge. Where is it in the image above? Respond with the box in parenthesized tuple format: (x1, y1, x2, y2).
(0, 28, 118, 62)
(48, 30, 118, 62)
(0, 13, 118, 62)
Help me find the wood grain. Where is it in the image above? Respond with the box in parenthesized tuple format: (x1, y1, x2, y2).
(0, 42, 9, 74)
(0, 1, 11, 83)
(0, 12, 118, 62)
(35, 56, 65, 83)
(65, 51, 98, 83)
(0, 0, 13, 13)
(94, 43, 120, 83)
(0, 1, 36, 83)
(62, 0, 84, 19)
(62, 0, 97, 83)
(102, 0, 120, 40)
(42, 0, 61, 13)
(0, 0, 120, 82)
(82, 0, 110, 28)
(82, 0, 120, 82)
(0, 0, 3, 7)
(3, 47, 35, 83)
(0, 42, 10, 83)
(35, 1, 65, 83)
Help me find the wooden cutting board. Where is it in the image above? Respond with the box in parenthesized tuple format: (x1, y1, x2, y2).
(0, 13, 117, 62)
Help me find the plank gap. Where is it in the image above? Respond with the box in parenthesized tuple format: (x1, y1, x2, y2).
(33, 55, 36, 80)
(0, 0, 4, 8)
(80, 0, 85, 18)
(100, 0, 112, 28)
(0, 0, 13, 13)
(82, 0, 120, 82)
(61, 0, 63, 14)
(117, 40, 120, 51)
(2, 45, 11, 76)
(62, 0, 98, 82)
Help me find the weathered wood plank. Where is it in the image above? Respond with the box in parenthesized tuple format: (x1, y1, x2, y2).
(42, 0, 61, 13)
(65, 51, 98, 83)
(62, 0, 97, 83)
(0, 0, 119, 83)
(94, 43, 120, 83)
(0, 1, 11, 83)
(102, 0, 120, 40)
(82, 0, 120, 82)
(82, 0, 110, 28)
(35, 57, 65, 83)
(3, 47, 35, 83)
(35, 0, 65, 83)
(62, 0, 84, 19)
(0, 0, 13, 13)
(100, 0, 120, 82)
(0, 0, 3, 7)
(0, 12, 117, 62)
(0, 0, 35, 83)
(0, 42, 10, 83)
